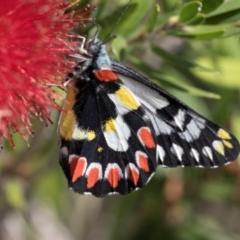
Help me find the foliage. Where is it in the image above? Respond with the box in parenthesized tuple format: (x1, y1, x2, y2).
(1, 0, 240, 239)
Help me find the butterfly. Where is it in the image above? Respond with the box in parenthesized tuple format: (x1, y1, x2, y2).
(58, 37, 240, 197)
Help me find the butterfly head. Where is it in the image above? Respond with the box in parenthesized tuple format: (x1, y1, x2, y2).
(85, 38, 102, 56)
(66, 37, 112, 83)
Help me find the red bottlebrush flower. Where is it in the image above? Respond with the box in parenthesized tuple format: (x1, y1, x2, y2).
(0, 0, 91, 146)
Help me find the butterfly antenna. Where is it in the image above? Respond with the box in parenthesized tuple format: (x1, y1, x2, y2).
(92, 21, 100, 41)
(103, 0, 132, 44)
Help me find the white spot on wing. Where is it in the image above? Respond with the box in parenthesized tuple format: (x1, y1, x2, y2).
(212, 140, 225, 155)
(146, 172, 155, 184)
(108, 93, 130, 115)
(174, 109, 186, 131)
(157, 145, 165, 162)
(202, 146, 213, 161)
(72, 126, 87, 140)
(60, 146, 68, 156)
(83, 192, 93, 195)
(140, 95, 169, 113)
(103, 115, 131, 152)
(179, 119, 204, 142)
(119, 74, 169, 111)
(145, 109, 173, 135)
(188, 112, 206, 124)
(190, 148, 200, 162)
(171, 143, 184, 161)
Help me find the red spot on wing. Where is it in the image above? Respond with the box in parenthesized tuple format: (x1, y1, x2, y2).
(70, 156, 86, 182)
(87, 168, 100, 188)
(137, 152, 150, 172)
(138, 127, 156, 148)
(128, 168, 139, 185)
(107, 168, 121, 188)
(94, 69, 118, 82)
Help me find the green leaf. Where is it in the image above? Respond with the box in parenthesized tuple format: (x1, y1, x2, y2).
(146, 4, 160, 32)
(150, 44, 215, 71)
(179, 1, 202, 23)
(111, 36, 127, 61)
(201, 0, 224, 14)
(205, 0, 240, 24)
(187, 13, 205, 25)
(117, 0, 154, 38)
(222, 27, 240, 38)
(128, 55, 220, 99)
(193, 57, 240, 88)
(155, 9, 179, 29)
(168, 25, 225, 40)
(5, 179, 26, 210)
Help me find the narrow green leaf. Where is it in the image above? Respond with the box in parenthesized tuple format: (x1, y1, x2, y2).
(146, 4, 160, 32)
(207, 0, 240, 17)
(168, 25, 225, 40)
(201, 0, 224, 14)
(222, 28, 240, 38)
(150, 44, 215, 71)
(205, 0, 240, 24)
(128, 56, 220, 99)
(179, 1, 202, 23)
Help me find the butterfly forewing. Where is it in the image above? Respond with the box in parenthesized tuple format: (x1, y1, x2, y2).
(111, 63, 240, 168)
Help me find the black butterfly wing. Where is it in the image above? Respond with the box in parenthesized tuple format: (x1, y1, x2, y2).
(111, 60, 240, 168)
(59, 79, 157, 197)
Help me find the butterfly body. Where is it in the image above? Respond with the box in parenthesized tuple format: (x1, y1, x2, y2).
(58, 38, 240, 197)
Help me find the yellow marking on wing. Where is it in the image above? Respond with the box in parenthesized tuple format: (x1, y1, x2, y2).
(105, 118, 116, 132)
(88, 131, 96, 141)
(60, 111, 76, 140)
(214, 141, 225, 155)
(115, 86, 139, 110)
(59, 86, 77, 140)
(223, 140, 233, 149)
(217, 129, 231, 140)
(97, 147, 103, 152)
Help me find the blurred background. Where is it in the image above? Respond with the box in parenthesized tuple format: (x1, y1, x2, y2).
(1, 0, 240, 239)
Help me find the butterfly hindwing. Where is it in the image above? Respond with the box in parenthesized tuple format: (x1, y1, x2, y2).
(59, 79, 158, 197)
